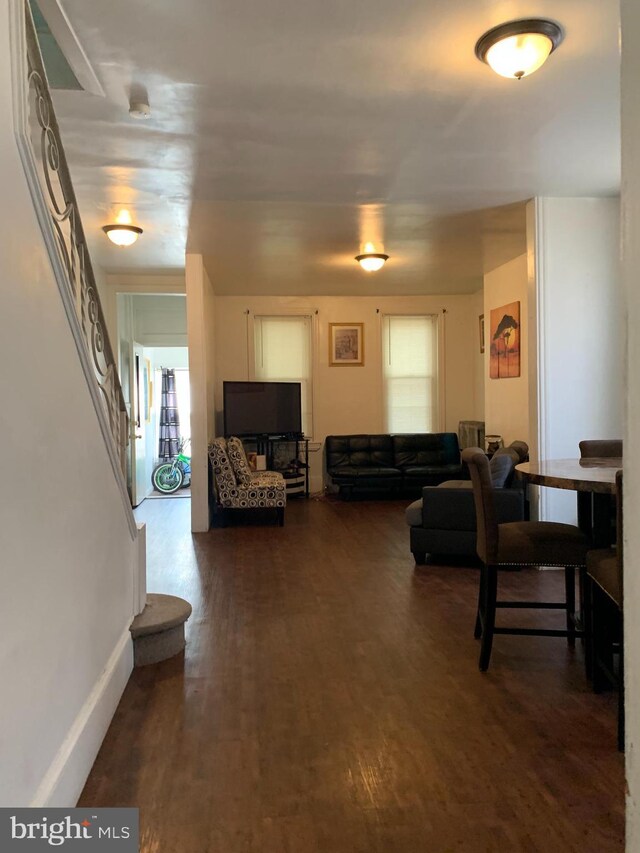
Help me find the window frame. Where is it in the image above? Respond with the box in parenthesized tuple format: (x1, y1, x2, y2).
(380, 312, 445, 434)
(248, 312, 316, 439)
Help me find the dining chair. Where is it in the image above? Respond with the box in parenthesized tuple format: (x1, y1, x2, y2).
(578, 440, 621, 549)
(587, 470, 623, 750)
(579, 439, 623, 458)
(462, 448, 590, 672)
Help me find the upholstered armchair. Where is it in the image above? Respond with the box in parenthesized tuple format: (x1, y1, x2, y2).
(208, 437, 286, 525)
(406, 441, 528, 563)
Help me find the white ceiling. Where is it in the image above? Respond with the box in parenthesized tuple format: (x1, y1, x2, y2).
(50, 0, 620, 294)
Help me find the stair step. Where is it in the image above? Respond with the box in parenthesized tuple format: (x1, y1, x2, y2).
(129, 594, 192, 666)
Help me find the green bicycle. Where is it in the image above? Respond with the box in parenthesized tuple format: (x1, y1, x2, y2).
(151, 438, 191, 494)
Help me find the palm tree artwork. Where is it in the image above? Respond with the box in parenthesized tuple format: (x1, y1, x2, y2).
(489, 301, 521, 379)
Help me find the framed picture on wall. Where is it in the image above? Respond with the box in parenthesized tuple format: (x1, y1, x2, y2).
(479, 314, 485, 354)
(329, 323, 364, 366)
(489, 301, 521, 379)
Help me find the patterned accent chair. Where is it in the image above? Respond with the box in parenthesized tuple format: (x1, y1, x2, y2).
(208, 438, 286, 526)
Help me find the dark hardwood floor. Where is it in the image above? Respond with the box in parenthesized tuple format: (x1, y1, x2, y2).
(79, 497, 625, 852)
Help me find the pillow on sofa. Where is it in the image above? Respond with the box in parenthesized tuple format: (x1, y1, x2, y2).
(226, 436, 253, 486)
(489, 448, 519, 487)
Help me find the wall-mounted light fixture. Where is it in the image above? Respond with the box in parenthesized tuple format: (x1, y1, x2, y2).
(475, 18, 564, 80)
(102, 209, 143, 246)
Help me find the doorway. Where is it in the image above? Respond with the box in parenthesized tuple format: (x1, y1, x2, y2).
(148, 349, 191, 500)
(115, 293, 188, 506)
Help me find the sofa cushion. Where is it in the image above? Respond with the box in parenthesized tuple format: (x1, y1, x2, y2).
(488, 448, 518, 487)
(325, 435, 394, 469)
(508, 440, 529, 463)
(438, 480, 473, 489)
(392, 433, 460, 468)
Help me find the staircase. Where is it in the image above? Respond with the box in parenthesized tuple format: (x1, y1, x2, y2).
(16, 0, 192, 656)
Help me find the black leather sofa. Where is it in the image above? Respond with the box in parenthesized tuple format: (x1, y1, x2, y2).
(325, 433, 463, 498)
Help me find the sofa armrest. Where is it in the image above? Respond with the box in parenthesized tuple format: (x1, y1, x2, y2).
(420, 486, 524, 530)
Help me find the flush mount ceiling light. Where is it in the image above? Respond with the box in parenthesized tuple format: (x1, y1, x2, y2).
(102, 210, 143, 246)
(102, 224, 143, 246)
(475, 19, 564, 80)
(129, 101, 151, 119)
(355, 253, 388, 272)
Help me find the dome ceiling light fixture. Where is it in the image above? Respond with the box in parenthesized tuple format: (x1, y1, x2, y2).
(129, 100, 151, 119)
(475, 18, 564, 80)
(102, 209, 143, 247)
(355, 243, 389, 272)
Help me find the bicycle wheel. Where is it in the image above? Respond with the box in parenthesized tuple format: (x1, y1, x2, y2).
(152, 463, 184, 494)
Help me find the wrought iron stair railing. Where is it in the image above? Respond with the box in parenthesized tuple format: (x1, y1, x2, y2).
(11, 0, 135, 534)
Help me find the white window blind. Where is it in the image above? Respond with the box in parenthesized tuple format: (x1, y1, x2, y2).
(382, 314, 439, 433)
(254, 315, 313, 436)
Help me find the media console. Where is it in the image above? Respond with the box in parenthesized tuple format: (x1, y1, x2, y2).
(245, 434, 309, 498)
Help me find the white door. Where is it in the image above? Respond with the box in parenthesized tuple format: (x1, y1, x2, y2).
(130, 342, 148, 506)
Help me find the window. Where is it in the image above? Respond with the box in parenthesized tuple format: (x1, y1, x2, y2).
(382, 314, 439, 433)
(253, 315, 313, 436)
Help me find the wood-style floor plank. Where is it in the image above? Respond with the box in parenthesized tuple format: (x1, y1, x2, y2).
(79, 497, 624, 852)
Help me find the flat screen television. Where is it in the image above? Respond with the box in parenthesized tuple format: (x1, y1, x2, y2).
(223, 381, 302, 437)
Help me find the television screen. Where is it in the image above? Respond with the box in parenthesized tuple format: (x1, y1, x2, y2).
(223, 381, 302, 437)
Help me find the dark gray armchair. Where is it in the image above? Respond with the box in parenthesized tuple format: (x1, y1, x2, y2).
(406, 441, 528, 564)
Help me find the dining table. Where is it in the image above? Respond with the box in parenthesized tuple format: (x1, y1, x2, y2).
(515, 456, 622, 547)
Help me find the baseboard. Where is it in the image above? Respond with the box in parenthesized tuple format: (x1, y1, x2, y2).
(30, 628, 134, 807)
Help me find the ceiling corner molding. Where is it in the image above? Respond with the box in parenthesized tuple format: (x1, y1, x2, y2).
(35, 0, 105, 96)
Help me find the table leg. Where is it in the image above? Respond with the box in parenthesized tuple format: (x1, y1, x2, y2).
(593, 493, 615, 548)
(577, 491, 593, 540)
(576, 491, 592, 676)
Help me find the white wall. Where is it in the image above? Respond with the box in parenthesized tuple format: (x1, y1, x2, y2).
(104, 273, 186, 344)
(621, 1, 640, 845)
(530, 197, 622, 524)
(148, 347, 190, 371)
(214, 294, 480, 492)
(0, 0, 137, 805)
(186, 254, 216, 531)
(483, 253, 529, 446)
(131, 294, 187, 347)
(471, 289, 485, 421)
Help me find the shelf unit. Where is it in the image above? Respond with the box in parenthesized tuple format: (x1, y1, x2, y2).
(250, 435, 310, 498)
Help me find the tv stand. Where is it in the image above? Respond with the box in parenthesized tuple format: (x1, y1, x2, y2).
(252, 435, 309, 497)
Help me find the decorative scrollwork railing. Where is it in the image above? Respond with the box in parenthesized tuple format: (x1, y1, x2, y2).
(22, 4, 129, 477)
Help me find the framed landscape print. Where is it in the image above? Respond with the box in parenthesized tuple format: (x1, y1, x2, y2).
(329, 323, 364, 366)
(489, 301, 520, 379)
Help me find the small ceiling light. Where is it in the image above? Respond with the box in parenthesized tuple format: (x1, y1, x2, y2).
(102, 209, 143, 246)
(129, 101, 151, 120)
(356, 253, 389, 272)
(355, 242, 389, 272)
(475, 19, 564, 80)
